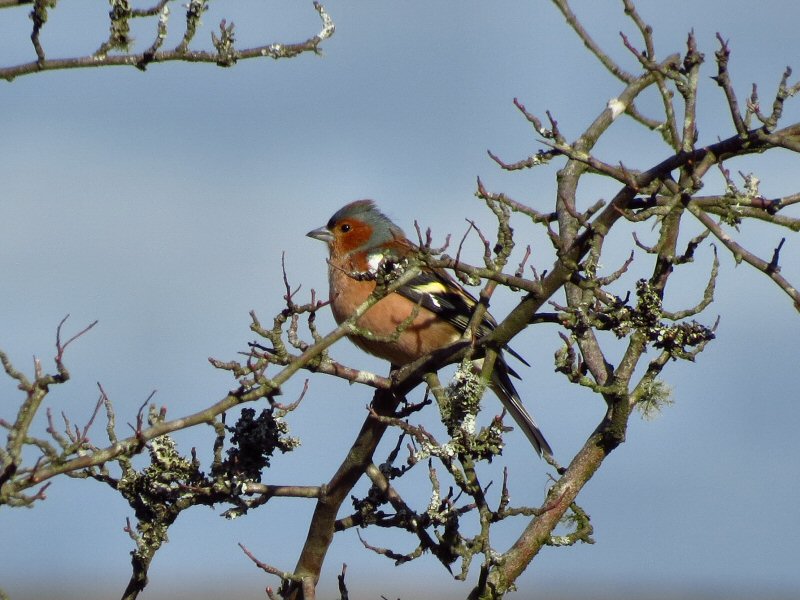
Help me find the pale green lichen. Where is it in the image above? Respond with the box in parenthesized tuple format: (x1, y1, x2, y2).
(635, 379, 674, 420)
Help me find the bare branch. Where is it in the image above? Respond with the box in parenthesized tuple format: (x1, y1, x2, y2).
(0, 1, 335, 82)
(551, 0, 635, 83)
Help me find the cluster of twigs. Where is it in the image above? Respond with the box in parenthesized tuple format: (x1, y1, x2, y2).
(2, 1, 800, 599)
(0, 0, 334, 81)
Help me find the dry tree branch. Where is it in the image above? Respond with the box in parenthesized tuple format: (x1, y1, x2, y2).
(687, 202, 800, 308)
(1, 263, 424, 500)
(0, 0, 33, 8)
(0, 1, 334, 81)
(551, 0, 635, 83)
(618, 6, 681, 146)
(455, 11, 800, 597)
(0, 316, 96, 502)
(712, 33, 748, 136)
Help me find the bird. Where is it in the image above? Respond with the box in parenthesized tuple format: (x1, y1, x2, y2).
(306, 199, 552, 457)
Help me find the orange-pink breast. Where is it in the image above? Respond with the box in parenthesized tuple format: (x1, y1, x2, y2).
(328, 266, 460, 366)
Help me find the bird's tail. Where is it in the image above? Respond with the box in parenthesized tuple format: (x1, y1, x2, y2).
(484, 356, 552, 458)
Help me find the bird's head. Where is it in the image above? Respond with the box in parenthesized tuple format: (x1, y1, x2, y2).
(306, 199, 405, 256)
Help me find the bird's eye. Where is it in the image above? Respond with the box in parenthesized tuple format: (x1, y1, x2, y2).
(340, 223, 351, 233)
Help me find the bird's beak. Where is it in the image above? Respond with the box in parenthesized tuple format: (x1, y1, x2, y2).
(306, 226, 333, 243)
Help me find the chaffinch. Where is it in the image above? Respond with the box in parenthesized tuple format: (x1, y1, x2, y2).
(307, 200, 552, 457)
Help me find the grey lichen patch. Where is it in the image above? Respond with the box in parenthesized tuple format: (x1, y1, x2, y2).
(212, 19, 237, 66)
(561, 279, 715, 359)
(107, 0, 133, 52)
(441, 362, 485, 433)
(437, 362, 506, 461)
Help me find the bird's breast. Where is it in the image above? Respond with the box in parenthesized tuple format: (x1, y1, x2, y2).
(328, 266, 460, 366)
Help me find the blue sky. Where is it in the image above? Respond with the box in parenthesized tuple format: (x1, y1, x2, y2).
(2, 2, 799, 599)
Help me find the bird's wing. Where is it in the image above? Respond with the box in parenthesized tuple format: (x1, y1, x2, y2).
(396, 268, 485, 331)
(395, 267, 530, 369)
